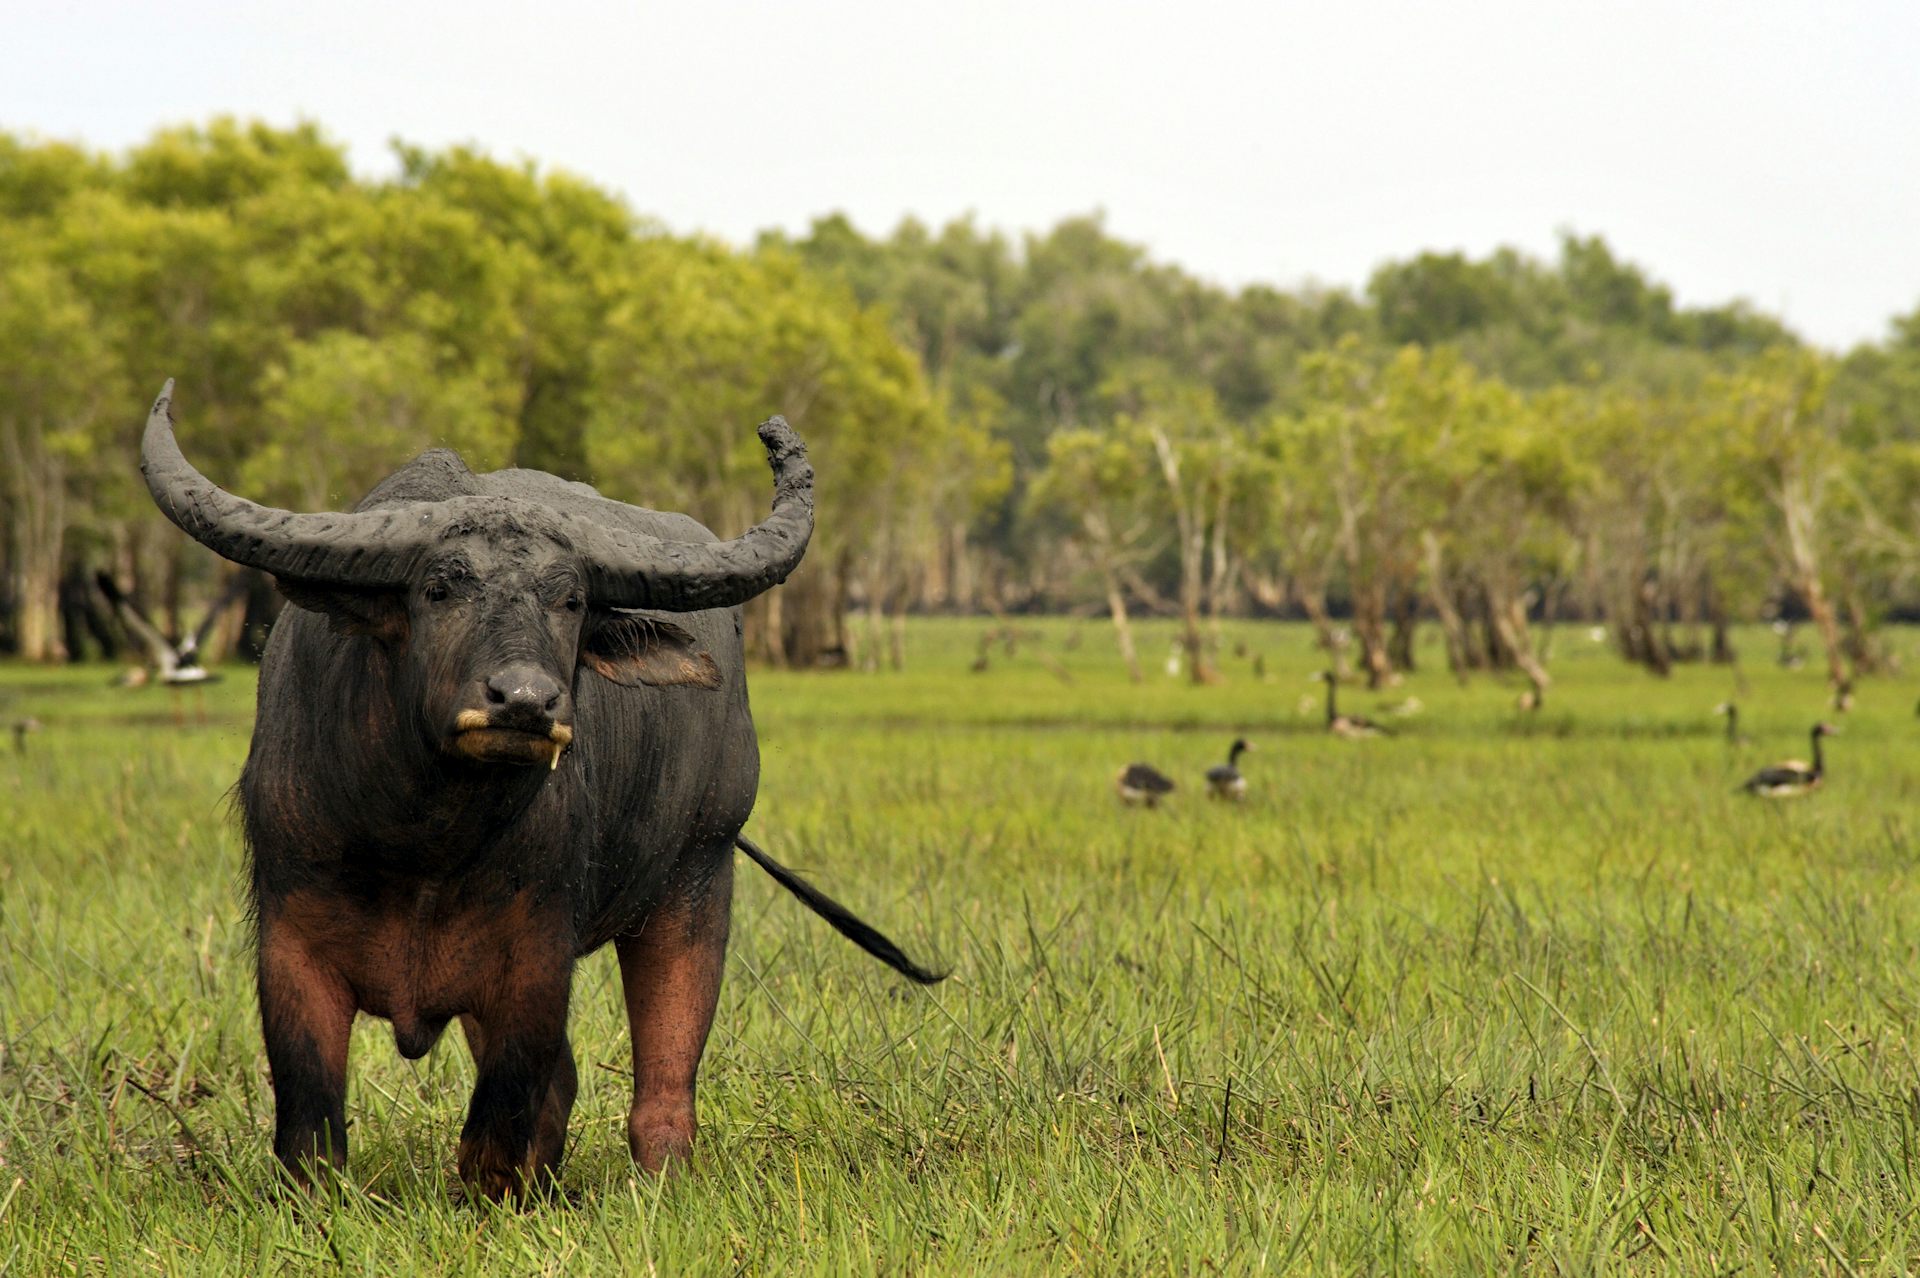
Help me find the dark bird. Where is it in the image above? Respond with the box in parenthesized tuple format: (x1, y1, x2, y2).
(1714, 702, 1750, 747)
(1317, 671, 1387, 739)
(1205, 738, 1253, 801)
(1115, 762, 1177, 807)
(1740, 722, 1836, 798)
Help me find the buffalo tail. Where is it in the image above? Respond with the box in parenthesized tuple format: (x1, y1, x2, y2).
(734, 834, 947, 985)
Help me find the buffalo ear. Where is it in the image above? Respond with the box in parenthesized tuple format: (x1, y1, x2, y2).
(581, 612, 722, 690)
(275, 577, 408, 642)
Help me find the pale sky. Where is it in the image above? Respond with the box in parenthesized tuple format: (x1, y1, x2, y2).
(10, 1, 1919, 349)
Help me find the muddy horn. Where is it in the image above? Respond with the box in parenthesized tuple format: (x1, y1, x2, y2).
(576, 415, 814, 612)
(140, 379, 434, 588)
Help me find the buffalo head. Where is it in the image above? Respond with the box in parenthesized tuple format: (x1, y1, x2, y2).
(139, 380, 812, 768)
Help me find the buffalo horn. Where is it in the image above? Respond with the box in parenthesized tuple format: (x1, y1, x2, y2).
(143, 381, 813, 610)
(140, 380, 434, 588)
(576, 416, 814, 612)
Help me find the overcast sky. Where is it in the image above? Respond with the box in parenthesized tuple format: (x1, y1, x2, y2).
(10, 1, 1918, 349)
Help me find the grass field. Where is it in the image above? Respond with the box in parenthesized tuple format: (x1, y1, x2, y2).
(5, 618, 1920, 1274)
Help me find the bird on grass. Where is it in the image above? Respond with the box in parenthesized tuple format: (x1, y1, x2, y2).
(1740, 722, 1836, 798)
(1205, 738, 1253, 801)
(1115, 762, 1177, 807)
(1714, 702, 1750, 747)
(10, 717, 40, 754)
(97, 572, 244, 722)
(1316, 671, 1387, 739)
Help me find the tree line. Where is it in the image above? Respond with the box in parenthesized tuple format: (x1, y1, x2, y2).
(5, 119, 1920, 692)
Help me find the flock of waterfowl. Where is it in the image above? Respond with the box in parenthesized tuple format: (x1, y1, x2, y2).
(1115, 672, 1856, 808)
(1116, 737, 1257, 807)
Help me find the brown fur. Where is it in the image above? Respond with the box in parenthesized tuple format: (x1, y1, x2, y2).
(262, 886, 577, 1197)
(615, 857, 734, 1174)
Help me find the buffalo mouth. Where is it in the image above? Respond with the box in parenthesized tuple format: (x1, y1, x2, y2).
(450, 710, 574, 769)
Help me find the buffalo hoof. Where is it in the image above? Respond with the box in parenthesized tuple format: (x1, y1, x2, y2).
(628, 1105, 696, 1174)
(456, 1138, 543, 1204)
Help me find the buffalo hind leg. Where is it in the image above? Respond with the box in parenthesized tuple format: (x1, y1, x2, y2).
(616, 858, 732, 1174)
(456, 963, 574, 1202)
(258, 920, 356, 1187)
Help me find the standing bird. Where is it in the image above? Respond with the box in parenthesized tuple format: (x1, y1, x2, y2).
(97, 572, 244, 722)
(1317, 671, 1387, 739)
(1115, 762, 1177, 807)
(1714, 702, 1750, 747)
(1740, 722, 1836, 798)
(1205, 738, 1253, 801)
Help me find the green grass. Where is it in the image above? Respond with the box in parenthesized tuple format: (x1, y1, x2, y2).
(5, 619, 1920, 1274)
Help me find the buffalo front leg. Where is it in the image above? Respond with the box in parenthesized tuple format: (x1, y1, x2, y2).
(616, 858, 732, 1174)
(258, 919, 356, 1186)
(456, 960, 576, 1202)
(459, 1015, 578, 1187)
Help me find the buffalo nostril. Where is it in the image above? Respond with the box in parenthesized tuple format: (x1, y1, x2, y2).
(483, 666, 563, 717)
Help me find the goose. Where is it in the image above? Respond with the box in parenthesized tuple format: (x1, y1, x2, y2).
(97, 572, 244, 721)
(1714, 702, 1750, 747)
(1204, 738, 1253, 801)
(1317, 671, 1387, 738)
(1740, 722, 1836, 798)
(1115, 762, 1177, 807)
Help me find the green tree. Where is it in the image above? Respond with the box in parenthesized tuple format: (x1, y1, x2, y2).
(0, 258, 120, 659)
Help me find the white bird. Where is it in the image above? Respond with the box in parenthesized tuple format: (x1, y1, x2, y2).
(97, 573, 244, 722)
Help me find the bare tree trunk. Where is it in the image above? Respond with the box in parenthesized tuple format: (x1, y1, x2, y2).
(1387, 581, 1417, 672)
(1296, 576, 1343, 673)
(888, 609, 907, 670)
(1634, 577, 1672, 676)
(1776, 473, 1848, 689)
(1150, 428, 1217, 685)
(1203, 478, 1234, 663)
(949, 523, 973, 613)
(1102, 564, 1143, 683)
(1488, 585, 1551, 701)
(1421, 531, 1471, 680)
(763, 587, 788, 666)
(1705, 584, 1736, 665)
(1840, 587, 1878, 675)
(1, 419, 68, 662)
(1800, 570, 1848, 689)
(1352, 579, 1392, 689)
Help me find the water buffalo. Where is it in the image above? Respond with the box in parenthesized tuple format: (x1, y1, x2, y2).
(138, 380, 941, 1199)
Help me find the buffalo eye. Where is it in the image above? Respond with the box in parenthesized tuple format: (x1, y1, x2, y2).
(424, 583, 450, 603)
(563, 593, 583, 613)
